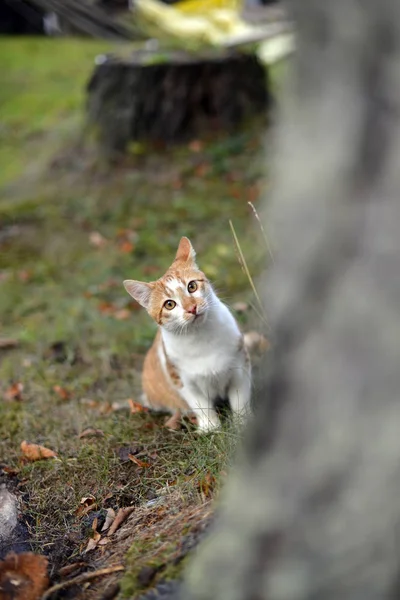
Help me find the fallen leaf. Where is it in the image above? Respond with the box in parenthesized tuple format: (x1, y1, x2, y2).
(4, 382, 24, 401)
(1, 465, 19, 476)
(17, 269, 32, 282)
(80, 398, 99, 408)
(101, 508, 116, 532)
(84, 530, 101, 553)
(78, 427, 105, 439)
(128, 454, 150, 468)
(98, 301, 116, 316)
(111, 400, 131, 412)
(0, 338, 19, 349)
(53, 385, 70, 400)
(75, 495, 96, 517)
(118, 240, 134, 254)
(107, 506, 135, 536)
(20, 441, 57, 462)
(89, 231, 108, 248)
(0, 552, 49, 600)
(128, 399, 148, 413)
(114, 308, 131, 321)
(188, 139, 203, 152)
(117, 445, 143, 463)
(194, 162, 210, 178)
(98, 537, 111, 546)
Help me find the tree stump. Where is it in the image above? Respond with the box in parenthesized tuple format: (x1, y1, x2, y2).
(86, 49, 270, 155)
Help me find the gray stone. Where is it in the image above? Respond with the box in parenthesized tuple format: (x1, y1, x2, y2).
(0, 485, 18, 552)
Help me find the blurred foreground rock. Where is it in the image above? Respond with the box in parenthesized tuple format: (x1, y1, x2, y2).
(0, 482, 30, 560)
(175, 0, 400, 599)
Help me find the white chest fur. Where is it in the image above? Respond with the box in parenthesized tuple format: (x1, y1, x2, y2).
(161, 295, 251, 431)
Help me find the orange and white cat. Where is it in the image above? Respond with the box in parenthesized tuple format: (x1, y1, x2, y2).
(123, 237, 251, 432)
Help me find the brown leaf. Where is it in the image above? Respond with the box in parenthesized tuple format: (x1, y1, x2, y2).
(17, 269, 32, 282)
(4, 382, 24, 401)
(111, 400, 131, 412)
(117, 445, 143, 463)
(80, 397, 99, 408)
(75, 495, 96, 517)
(0, 338, 19, 349)
(98, 301, 116, 316)
(89, 231, 108, 248)
(78, 427, 105, 439)
(1, 465, 19, 476)
(128, 399, 148, 414)
(128, 454, 150, 468)
(118, 240, 134, 254)
(194, 162, 210, 178)
(101, 508, 116, 532)
(0, 552, 49, 600)
(53, 385, 70, 400)
(107, 506, 135, 536)
(20, 441, 57, 462)
(84, 530, 101, 553)
(113, 308, 131, 321)
(98, 537, 111, 546)
(188, 139, 203, 152)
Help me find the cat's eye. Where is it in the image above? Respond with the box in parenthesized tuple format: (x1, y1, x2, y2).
(187, 281, 197, 293)
(164, 300, 176, 310)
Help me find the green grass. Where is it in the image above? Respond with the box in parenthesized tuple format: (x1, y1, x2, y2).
(0, 35, 270, 596)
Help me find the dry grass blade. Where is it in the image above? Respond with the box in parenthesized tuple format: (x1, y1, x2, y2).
(108, 507, 136, 536)
(229, 219, 268, 324)
(41, 565, 124, 600)
(248, 201, 274, 263)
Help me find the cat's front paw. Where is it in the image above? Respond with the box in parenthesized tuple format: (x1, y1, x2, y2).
(195, 412, 221, 434)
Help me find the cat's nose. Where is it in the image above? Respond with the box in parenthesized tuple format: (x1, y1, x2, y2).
(187, 305, 197, 315)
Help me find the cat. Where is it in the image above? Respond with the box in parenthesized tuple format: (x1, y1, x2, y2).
(123, 237, 252, 432)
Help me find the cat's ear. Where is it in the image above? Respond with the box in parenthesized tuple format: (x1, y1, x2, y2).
(175, 237, 196, 264)
(123, 280, 153, 309)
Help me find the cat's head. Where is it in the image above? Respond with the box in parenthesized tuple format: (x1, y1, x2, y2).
(123, 237, 213, 333)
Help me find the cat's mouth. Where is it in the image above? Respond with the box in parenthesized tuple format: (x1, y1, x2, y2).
(191, 311, 204, 322)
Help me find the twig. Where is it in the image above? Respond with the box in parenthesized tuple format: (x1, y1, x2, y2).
(248, 201, 274, 263)
(229, 219, 267, 324)
(41, 565, 124, 599)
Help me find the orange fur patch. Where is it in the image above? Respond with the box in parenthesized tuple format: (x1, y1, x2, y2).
(142, 331, 190, 412)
